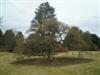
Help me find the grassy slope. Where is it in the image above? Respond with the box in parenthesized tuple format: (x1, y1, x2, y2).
(0, 51, 100, 75)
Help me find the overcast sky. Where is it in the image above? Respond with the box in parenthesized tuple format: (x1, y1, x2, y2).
(0, 0, 100, 37)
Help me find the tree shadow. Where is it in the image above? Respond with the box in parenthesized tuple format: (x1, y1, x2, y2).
(11, 57, 93, 66)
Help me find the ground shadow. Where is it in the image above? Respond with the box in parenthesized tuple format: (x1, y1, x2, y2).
(11, 57, 93, 66)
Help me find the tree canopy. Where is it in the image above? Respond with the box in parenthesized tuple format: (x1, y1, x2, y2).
(3, 30, 16, 52)
(27, 2, 67, 60)
(0, 29, 3, 48)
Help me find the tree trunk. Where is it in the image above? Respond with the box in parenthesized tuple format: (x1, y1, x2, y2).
(78, 51, 81, 58)
(47, 49, 54, 62)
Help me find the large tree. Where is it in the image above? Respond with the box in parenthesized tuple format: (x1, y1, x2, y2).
(28, 18, 61, 60)
(27, 2, 67, 60)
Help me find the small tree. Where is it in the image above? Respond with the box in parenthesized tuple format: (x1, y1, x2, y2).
(14, 31, 25, 61)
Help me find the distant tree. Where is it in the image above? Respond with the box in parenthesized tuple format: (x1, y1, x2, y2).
(0, 29, 3, 48)
(3, 30, 16, 52)
(15, 32, 24, 43)
(14, 31, 25, 60)
(64, 26, 86, 50)
(63, 26, 88, 57)
(82, 31, 93, 50)
(64, 26, 100, 51)
(0, 18, 5, 51)
(0, 18, 3, 47)
(91, 34, 100, 50)
(15, 32, 24, 54)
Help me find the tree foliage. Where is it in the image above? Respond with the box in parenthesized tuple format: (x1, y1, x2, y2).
(63, 26, 100, 51)
(14, 31, 25, 60)
(91, 34, 100, 50)
(64, 27, 83, 50)
(27, 18, 61, 60)
(82, 31, 93, 50)
(26, 2, 67, 60)
(31, 2, 55, 25)
(0, 29, 3, 48)
(3, 30, 16, 52)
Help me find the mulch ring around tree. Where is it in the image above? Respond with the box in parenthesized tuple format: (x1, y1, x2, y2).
(11, 57, 93, 66)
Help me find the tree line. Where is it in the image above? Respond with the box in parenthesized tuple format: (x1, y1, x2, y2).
(0, 27, 100, 52)
(0, 2, 100, 61)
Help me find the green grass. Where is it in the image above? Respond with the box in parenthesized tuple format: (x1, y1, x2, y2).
(0, 51, 100, 75)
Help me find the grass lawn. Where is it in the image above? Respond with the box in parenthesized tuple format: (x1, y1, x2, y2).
(0, 51, 100, 75)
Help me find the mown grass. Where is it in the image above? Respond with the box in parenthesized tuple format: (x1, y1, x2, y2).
(0, 51, 100, 75)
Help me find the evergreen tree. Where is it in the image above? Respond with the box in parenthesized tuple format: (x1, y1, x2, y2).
(3, 30, 16, 52)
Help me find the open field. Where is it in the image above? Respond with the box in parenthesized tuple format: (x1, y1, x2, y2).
(0, 51, 100, 75)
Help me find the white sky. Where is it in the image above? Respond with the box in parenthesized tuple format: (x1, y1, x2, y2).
(0, 0, 100, 37)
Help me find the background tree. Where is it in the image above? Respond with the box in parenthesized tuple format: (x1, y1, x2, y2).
(63, 26, 88, 57)
(14, 31, 25, 60)
(64, 26, 100, 51)
(0, 18, 3, 49)
(0, 29, 3, 49)
(91, 34, 100, 50)
(64, 26, 85, 50)
(82, 31, 93, 50)
(3, 30, 16, 52)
